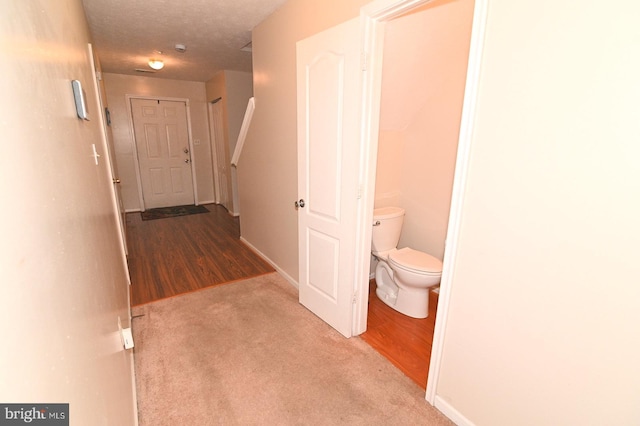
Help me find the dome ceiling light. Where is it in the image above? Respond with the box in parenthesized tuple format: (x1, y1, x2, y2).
(148, 58, 164, 70)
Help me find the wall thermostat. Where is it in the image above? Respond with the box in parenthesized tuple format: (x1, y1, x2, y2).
(71, 79, 89, 120)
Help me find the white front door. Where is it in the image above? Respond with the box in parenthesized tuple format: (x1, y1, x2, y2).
(131, 99, 194, 209)
(296, 18, 362, 338)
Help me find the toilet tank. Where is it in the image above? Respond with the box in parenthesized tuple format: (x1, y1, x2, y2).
(371, 207, 405, 254)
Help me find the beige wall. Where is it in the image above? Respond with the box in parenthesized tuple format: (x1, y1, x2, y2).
(241, 0, 371, 281)
(224, 70, 254, 156)
(103, 73, 214, 210)
(205, 70, 253, 215)
(375, 0, 474, 261)
(0, 0, 136, 423)
(436, 0, 640, 424)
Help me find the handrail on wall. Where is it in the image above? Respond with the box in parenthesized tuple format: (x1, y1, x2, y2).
(231, 97, 255, 167)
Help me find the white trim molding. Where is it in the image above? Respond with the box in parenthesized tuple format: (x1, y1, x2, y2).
(425, 0, 489, 405)
(434, 396, 476, 426)
(239, 237, 299, 289)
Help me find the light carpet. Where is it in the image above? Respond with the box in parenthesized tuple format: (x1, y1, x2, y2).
(132, 272, 452, 425)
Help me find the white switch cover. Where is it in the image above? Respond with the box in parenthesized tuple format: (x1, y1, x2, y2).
(121, 327, 134, 349)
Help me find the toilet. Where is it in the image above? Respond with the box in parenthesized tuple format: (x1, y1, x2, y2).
(371, 206, 442, 319)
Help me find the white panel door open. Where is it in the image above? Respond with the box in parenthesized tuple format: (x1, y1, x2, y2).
(296, 18, 362, 338)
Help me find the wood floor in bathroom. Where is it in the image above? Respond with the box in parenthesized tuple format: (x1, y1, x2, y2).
(361, 280, 439, 390)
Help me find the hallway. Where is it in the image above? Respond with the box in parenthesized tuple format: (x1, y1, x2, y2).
(126, 203, 436, 390)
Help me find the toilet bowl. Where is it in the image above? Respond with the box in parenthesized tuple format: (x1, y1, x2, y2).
(372, 207, 442, 319)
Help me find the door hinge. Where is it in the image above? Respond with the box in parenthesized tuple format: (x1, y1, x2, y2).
(357, 184, 363, 200)
(361, 51, 368, 71)
(95, 70, 102, 81)
(352, 292, 358, 304)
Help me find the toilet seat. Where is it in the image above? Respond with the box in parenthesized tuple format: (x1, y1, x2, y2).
(388, 247, 442, 276)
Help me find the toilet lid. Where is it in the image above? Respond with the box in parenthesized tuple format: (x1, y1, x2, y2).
(389, 247, 442, 274)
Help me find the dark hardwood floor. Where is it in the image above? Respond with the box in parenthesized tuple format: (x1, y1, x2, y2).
(126, 204, 274, 306)
(362, 280, 439, 390)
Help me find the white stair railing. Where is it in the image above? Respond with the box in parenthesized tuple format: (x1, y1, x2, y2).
(231, 97, 255, 167)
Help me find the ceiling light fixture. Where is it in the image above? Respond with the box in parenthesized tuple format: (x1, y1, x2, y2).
(148, 59, 164, 70)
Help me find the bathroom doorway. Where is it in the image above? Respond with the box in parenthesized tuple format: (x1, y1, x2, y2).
(359, 0, 476, 391)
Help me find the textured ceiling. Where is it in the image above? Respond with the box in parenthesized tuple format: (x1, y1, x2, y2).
(82, 0, 288, 82)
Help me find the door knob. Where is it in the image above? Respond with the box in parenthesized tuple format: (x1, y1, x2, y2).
(294, 199, 305, 209)
(184, 159, 190, 163)
(113, 178, 121, 184)
(184, 148, 189, 154)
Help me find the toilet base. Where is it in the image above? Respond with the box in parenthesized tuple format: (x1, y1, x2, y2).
(374, 261, 430, 319)
(376, 286, 430, 319)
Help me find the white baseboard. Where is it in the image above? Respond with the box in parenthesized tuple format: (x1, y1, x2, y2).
(125, 208, 141, 213)
(434, 395, 475, 426)
(198, 199, 216, 205)
(239, 237, 299, 289)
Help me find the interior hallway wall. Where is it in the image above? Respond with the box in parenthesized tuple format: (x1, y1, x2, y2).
(374, 0, 475, 261)
(103, 73, 214, 211)
(0, 0, 137, 423)
(436, 1, 640, 424)
(241, 0, 371, 282)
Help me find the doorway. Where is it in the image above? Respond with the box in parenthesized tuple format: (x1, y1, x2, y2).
(295, 0, 475, 334)
(130, 97, 196, 209)
(207, 99, 231, 211)
(360, 0, 475, 390)
(294, 0, 482, 405)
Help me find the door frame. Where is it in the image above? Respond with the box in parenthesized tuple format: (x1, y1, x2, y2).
(126, 95, 199, 211)
(87, 44, 129, 259)
(354, 0, 488, 406)
(207, 98, 227, 206)
(86, 45, 139, 416)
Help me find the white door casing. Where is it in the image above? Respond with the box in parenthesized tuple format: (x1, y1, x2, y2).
(209, 100, 230, 209)
(87, 44, 128, 257)
(297, 18, 362, 338)
(131, 98, 195, 209)
(358, 0, 485, 410)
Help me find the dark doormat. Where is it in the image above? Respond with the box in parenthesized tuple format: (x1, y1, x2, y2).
(141, 204, 210, 221)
